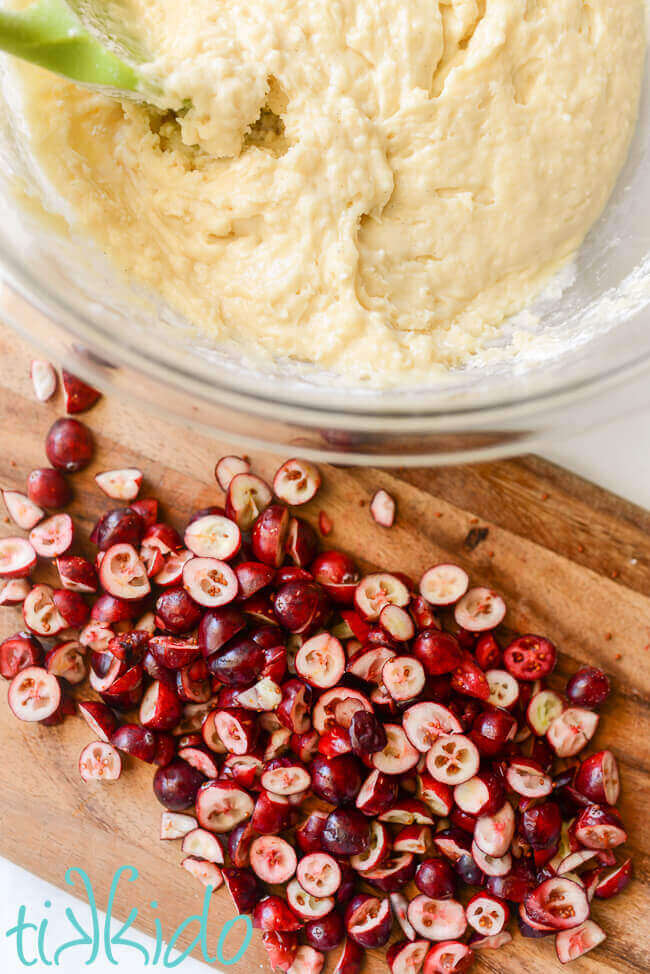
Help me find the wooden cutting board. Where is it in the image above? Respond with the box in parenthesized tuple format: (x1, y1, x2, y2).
(0, 325, 648, 974)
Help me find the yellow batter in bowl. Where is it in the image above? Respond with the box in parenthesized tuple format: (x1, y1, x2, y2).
(14, 0, 646, 385)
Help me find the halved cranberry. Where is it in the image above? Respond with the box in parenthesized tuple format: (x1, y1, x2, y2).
(547, 707, 598, 757)
(466, 893, 508, 936)
(423, 941, 473, 974)
(506, 758, 552, 798)
(349, 710, 387, 759)
(215, 455, 251, 491)
(79, 741, 121, 782)
(0, 537, 36, 579)
(77, 700, 119, 742)
(23, 584, 66, 636)
(155, 586, 202, 634)
(198, 606, 246, 658)
(504, 635, 556, 681)
(100, 664, 144, 710)
(524, 877, 589, 931)
(140, 680, 183, 731)
(419, 565, 468, 607)
(296, 632, 345, 689)
(574, 750, 620, 805)
(27, 467, 71, 510)
(196, 779, 254, 832)
(8, 665, 61, 721)
(261, 756, 311, 795)
(594, 858, 632, 899)
(45, 640, 86, 684)
(100, 543, 150, 600)
(278, 678, 313, 733)
(92, 593, 143, 624)
(382, 656, 425, 701)
(3, 489, 44, 530)
(184, 513, 241, 562)
(520, 801, 562, 851)
(250, 504, 289, 567)
(250, 835, 297, 884)
(407, 895, 466, 941)
(393, 824, 431, 856)
(451, 660, 490, 701)
(0, 633, 43, 679)
(95, 468, 142, 502)
(555, 919, 606, 963)
(160, 811, 197, 840)
(274, 458, 321, 505)
(454, 771, 504, 817)
(52, 589, 89, 627)
(0, 578, 31, 606)
(296, 811, 329, 853)
(345, 894, 392, 948)
(387, 940, 428, 974)
(373, 724, 419, 775)
(56, 555, 98, 593)
(356, 769, 398, 816)
(235, 561, 275, 600)
(297, 852, 342, 897)
(181, 827, 224, 864)
(347, 644, 396, 683)
(208, 636, 264, 687)
(573, 804, 627, 849)
(226, 474, 273, 531)
(355, 573, 409, 622)
(262, 930, 300, 972)
(322, 809, 370, 856)
(426, 733, 479, 785)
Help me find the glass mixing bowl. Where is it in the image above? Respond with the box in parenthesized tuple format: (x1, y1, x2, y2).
(0, 53, 648, 465)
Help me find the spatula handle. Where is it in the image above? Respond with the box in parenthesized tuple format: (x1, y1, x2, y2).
(0, 0, 139, 91)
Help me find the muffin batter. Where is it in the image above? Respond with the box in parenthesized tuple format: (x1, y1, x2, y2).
(15, 0, 646, 384)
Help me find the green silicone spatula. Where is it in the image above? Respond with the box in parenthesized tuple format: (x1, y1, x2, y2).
(0, 0, 164, 104)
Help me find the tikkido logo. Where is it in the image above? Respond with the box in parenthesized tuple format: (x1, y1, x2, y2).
(5, 865, 252, 968)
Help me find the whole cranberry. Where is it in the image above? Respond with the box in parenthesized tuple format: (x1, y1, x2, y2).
(566, 667, 610, 709)
(273, 580, 330, 635)
(310, 550, 360, 605)
(155, 587, 203, 634)
(311, 753, 364, 805)
(336, 862, 357, 905)
(90, 508, 144, 550)
(27, 468, 72, 509)
(153, 758, 205, 810)
(349, 711, 387, 758)
(45, 418, 93, 472)
(415, 858, 456, 899)
(521, 802, 562, 850)
(322, 809, 370, 856)
(305, 911, 345, 951)
(296, 811, 328, 853)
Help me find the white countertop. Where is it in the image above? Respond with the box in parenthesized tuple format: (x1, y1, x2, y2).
(2, 405, 650, 972)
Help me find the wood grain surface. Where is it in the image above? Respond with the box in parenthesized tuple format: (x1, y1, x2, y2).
(0, 326, 648, 974)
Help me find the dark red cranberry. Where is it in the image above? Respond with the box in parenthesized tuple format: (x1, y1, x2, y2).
(108, 630, 150, 664)
(285, 517, 319, 568)
(470, 708, 517, 757)
(198, 606, 247, 658)
(451, 807, 477, 833)
(153, 759, 205, 810)
(349, 710, 387, 758)
(153, 732, 176, 767)
(521, 802, 562, 850)
(155, 586, 203, 634)
(486, 860, 537, 904)
(305, 911, 345, 951)
(415, 858, 456, 899)
(504, 635, 556, 681)
(45, 418, 93, 472)
(235, 562, 275, 600)
(207, 637, 264, 687)
(336, 862, 357, 905)
(310, 550, 360, 605)
(311, 753, 363, 805)
(322, 809, 370, 856)
(223, 867, 263, 914)
(90, 508, 144, 550)
(129, 498, 158, 528)
(566, 667, 610, 709)
(111, 723, 156, 762)
(296, 811, 329, 853)
(273, 580, 330, 635)
(27, 468, 71, 509)
(455, 854, 484, 887)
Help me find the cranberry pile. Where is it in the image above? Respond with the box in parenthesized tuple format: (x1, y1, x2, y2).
(0, 371, 633, 974)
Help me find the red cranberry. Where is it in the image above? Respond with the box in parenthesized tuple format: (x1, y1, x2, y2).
(322, 809, 370, 856)
(413, 630, 463, 676)
(45, 418, 93, 472)
(521, 802, 562, 850)
(27, 468, 71, 509)
(155, 586, 202, 634)
(61, 370, 100, 413)
(153, 758, 205, 810)
(310, 550, 360, 605)
(223, 867, 263, 914)
(470, 708, 517, 757)
(475, 633, 502, 670)
(296, 811, 329, 853)
(0, 632, 44, 679)
(111, 723, 157, 762)
(415, 858, 456, 899)
(305, 911, 345, 951)
(455, 854, 484, 887)
(273, 580, 330, 635)
(504, 635, 556, 681)
(566, 667, 610, 709)
(311, 753, 364, 805)
(486, 860, 537, 903)
(90, 508, 144, 550)
(349, 710, 387, 758)
(285, 517, 319, 569)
